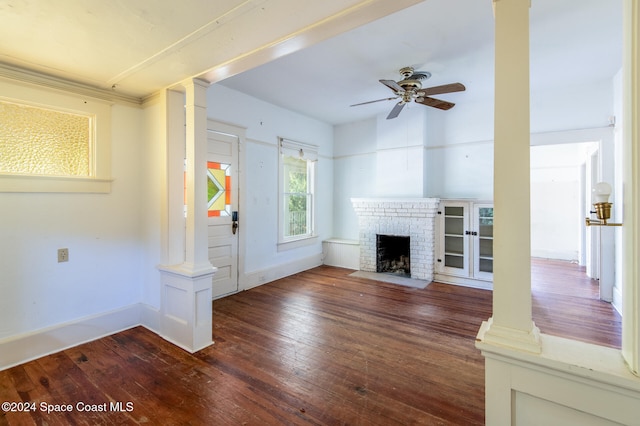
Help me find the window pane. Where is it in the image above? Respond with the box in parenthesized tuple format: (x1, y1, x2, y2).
(0, 100, 91, 176)
(444, 206, 464, 216)
(207, 161, 231, 217)
(284, 193, 309, 237)
(284, 155, 307, 192)
(445, 217, 464, 235)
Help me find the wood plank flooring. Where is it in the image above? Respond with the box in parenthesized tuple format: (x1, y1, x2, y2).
(0, 260, 621, 425)
(531, 257, 621, 348)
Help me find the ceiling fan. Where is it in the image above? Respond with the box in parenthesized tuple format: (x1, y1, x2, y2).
(351, 66, 466, 119)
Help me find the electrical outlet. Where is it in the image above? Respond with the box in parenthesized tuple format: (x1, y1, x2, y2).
(58, 248, 69, 263)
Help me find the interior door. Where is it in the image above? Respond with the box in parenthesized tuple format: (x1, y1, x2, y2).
(207, 130, 239, 299)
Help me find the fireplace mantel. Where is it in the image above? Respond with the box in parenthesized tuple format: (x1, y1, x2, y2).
(351, 198, 440, 281)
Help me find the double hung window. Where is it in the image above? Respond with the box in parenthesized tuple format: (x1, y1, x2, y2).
(278, 138, 317, 246)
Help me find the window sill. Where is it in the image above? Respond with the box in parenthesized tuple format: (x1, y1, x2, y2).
(277, 234, 318, 252)
(0, 174, 112, 193)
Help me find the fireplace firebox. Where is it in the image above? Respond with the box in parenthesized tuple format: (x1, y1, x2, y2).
(376, 235, 410, 277)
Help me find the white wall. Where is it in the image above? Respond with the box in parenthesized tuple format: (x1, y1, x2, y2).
(139, 96, 165, 311)
(333, 119, 377, 239)
(333, 77, 617, 246)
(206, 84, 334, 281)
(0, 88, 145, 341)
(530, 143, 594, 261)
(333, 108, 432, 241)
(375, 107, 427, 197)
(531, 79, 614, 133)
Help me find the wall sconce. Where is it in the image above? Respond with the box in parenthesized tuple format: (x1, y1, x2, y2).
(585, 182, 623, 226)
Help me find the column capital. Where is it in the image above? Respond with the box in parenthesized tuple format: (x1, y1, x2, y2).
(492, 0, 531, 14)
(182, 78, 209, 107)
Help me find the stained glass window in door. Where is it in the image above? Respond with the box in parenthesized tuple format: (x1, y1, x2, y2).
(207, 161, 231, 217)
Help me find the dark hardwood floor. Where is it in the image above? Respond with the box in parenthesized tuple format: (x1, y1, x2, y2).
(530, 257, 621, 348)
(0, 260, 621, 425)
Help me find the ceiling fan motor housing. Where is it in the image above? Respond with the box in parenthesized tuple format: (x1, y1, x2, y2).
(397, 67, 431, 93)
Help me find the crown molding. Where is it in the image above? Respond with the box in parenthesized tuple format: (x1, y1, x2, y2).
(0, 62, 144, 107)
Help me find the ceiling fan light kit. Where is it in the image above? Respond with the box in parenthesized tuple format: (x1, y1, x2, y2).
(351, 66, 465, 119)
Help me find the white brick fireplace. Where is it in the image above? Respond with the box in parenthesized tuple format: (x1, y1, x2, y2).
(351, 198, 440, 281)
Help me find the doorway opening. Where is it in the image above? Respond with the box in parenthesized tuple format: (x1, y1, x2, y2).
(530, 141, 601, 300)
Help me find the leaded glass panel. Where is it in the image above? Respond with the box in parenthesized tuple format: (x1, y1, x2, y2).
(207, 161, 231, 217)
(0, 100, 91, 176)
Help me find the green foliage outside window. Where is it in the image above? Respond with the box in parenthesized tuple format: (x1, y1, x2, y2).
(284, 155, 310, 237)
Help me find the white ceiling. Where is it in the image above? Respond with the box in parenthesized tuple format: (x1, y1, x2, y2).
(219, 0, 623, 125)
(0, 0, 622, 125)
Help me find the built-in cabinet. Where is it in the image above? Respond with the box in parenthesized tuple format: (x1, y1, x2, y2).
(435, 200, 493, 289)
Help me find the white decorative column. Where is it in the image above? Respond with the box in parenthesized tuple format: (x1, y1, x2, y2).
(159, 79, 216, 353)
(622, 0, 640, 375)
(476, 0, 540, 352)
(164, 88, 186, 265)
(473, 3, 640, 424)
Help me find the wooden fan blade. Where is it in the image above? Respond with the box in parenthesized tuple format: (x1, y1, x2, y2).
(386, 102, 406, 119)
(415, 96, 455, 110)
(350, 96, 398, 107)
(379, 79, 404, 93)
(419, 83, 466, 97)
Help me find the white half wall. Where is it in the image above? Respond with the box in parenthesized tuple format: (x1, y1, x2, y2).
(478, 334, 640, 426)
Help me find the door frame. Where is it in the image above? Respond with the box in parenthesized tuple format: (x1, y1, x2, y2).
(531, 128, 616, 302)
(207, 119, 246, 294)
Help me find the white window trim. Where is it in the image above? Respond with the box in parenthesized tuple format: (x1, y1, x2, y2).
(277, 137, 318, 250)
(0, 77, 112, 193)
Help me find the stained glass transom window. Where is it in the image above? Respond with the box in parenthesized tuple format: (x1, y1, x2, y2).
(0, 100, 91, 176)
(207, 161, 231, 217)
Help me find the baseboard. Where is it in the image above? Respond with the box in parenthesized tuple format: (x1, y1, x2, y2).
(433, 273, 493, 290)
(612, 285, 623, 316)
(0, 304, 157, 371)
(530, 250, 579, 262)
(240, 253, 323, 291)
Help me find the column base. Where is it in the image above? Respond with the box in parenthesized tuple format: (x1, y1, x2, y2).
(158, 263, 217, 353)
(476, 317, 542, 354)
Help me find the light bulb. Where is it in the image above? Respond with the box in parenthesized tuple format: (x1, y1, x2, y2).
(592, 182, 612, 204)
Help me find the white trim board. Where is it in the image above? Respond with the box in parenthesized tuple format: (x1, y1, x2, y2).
(239, 253, 323, 292)
(0, 304, 158, 371)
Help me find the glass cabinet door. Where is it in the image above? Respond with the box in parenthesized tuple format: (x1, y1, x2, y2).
(441, 204, 470, 277)
(474, 205, 494, 279)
